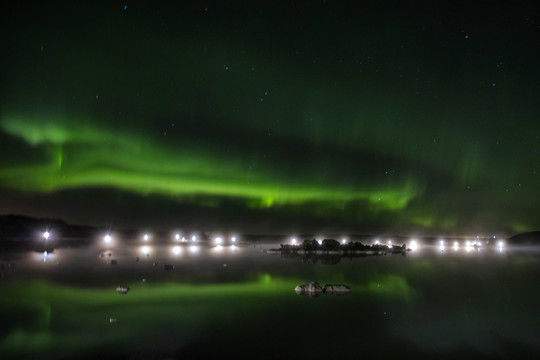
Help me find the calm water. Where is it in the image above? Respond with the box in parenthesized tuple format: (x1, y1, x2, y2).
(1, 237, 539, 359)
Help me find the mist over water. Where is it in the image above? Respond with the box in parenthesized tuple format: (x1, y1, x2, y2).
(1, 236, 539, 359)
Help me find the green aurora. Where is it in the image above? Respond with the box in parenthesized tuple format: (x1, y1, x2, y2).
(1, 2, 539, 233)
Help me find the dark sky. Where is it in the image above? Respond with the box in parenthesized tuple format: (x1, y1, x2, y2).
(1, 1, 539, 235)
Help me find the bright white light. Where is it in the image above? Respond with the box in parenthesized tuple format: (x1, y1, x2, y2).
(189, 245, 199, 253)
(104, 234, 112, 244)
(230, 244, 237, 252)
(439, 239, 445, 245)
(317, 239, 323, 245)
(374, 238, 380, 245)
(175, 234, 180, 241)
(44, 251, 48, 256)
(291, 237, 297, 245)
(388, 240, 393, 248)
(215, 237, 223, 244)
(43, 231, 50, 240)
(409, 240, 418, 251)
(342, 238, 347, 244)
(143, 234, 150, 241)
(466, 241, 471, 247)
(214, 244, 223, 252)
(141, 246, 151, 255)
(231, 236, 237, 243)
(439, 245, 445, 252)
(453, 241, 459, 250)
(172, 246, 182, 255)
(497, 241, 504, 248)
(191, 235, 197, 242)
(181, 236, 187, 242)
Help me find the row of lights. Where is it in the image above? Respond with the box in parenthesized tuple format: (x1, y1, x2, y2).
(104, 233, 240, 246)
(287, 236, 504, 253)
(104, 233, 203, 245)
(140, 244, 237, 256)
(43, 230, 240, 246)
(44, 230, 505, 251)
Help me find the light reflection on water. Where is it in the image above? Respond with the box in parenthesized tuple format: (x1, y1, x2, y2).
(1, 238, 539, 359)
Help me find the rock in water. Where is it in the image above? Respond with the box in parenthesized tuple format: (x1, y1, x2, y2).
(323, 284, 351, 294)
(116, 286, 130, 294)
(294, 281, 323, 295)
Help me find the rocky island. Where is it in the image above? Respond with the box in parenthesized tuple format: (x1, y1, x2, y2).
(268, 238, 410, 256)
(295, 281, 351, 297)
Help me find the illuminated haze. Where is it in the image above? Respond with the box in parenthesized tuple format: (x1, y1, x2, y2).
(1, 2, 539, 234)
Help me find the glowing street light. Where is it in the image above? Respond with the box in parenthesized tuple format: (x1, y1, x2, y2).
(43, 231, 50, 240)
(342, 238, 347, 245)
(191, 235, 197, 242)
(143, 234, 150, 242)
(231, 236, 237, 243)
(175, 233, 180, 241)
(104, 234, 112, 244)
(214, 236, 223, 245)
(291, 237, 297, 245)
(409, 240, 418, 251)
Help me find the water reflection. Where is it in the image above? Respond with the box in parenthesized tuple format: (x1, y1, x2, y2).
(213, 244, 224, 252)
(4, 236, 538, 360)
(140, 245, 152, 256)
(33, 250, 55, 262)
(172, 246, 182, 256)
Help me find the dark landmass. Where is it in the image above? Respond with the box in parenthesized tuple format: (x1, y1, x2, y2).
(508, 231, 540, 245)
(0, 214, 98, 252)
(0, 214, 96, 240)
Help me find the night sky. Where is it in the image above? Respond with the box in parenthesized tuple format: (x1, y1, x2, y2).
(1, 1, 539, 234)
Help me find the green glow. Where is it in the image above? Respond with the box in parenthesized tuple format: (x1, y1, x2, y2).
(0, 116, 420, 213)
(1, 2, 539, 232)
(0, 276, 415, 358)
(364, 275, 415, 298)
